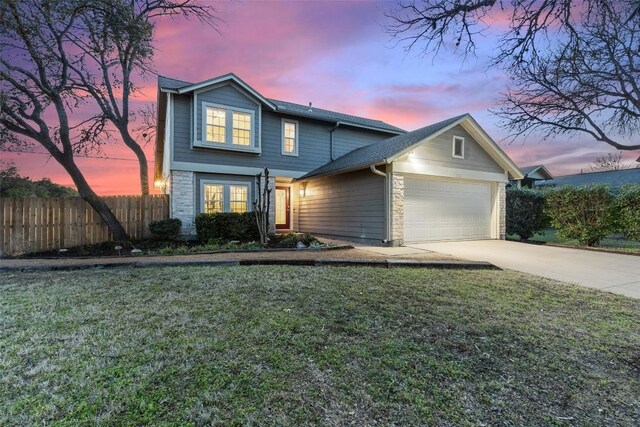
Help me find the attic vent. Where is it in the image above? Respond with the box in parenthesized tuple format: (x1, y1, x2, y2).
(308, 102, 313, 112)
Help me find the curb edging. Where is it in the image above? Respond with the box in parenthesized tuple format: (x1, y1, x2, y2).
(0, 258, 498, 272)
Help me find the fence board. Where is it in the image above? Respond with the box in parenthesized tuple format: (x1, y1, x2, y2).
(0, 194, 169, 256)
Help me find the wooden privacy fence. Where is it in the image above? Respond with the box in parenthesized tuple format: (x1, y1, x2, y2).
(0, 195, 169, 256)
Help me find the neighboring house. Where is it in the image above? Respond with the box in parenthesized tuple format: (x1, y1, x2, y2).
(154, 73, 523, 245)
(537, 168, 640, 188)
(511, 164, 554, 188)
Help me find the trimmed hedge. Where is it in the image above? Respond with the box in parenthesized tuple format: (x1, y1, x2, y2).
(506, 188, 548, 240)
(614, 185, 640, 241)
(148, 218, 182, 240)
(195, 212, 260, 242)
(544, 185, 616, 246)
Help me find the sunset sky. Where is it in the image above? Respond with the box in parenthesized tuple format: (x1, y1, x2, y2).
(4, 0, 638, 195)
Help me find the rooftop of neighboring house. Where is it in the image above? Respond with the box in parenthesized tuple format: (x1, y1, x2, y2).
(537, 168, 640, 187)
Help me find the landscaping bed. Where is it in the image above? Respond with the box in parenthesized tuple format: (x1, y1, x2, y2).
(12, 233, 335, 259)
(2, 266, 639, 425)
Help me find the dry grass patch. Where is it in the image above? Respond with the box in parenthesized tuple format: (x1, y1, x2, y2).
(1, 266, 639, 425)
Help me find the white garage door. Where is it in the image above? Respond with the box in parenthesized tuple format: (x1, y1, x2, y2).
(404, 177, 493, 242)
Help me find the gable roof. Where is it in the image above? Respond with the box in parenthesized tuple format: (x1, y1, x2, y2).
(519, 164, 554, 180)
(158, 74, 404, 134)
(537, 168, 640, 187)
(298, 114, 523, 181)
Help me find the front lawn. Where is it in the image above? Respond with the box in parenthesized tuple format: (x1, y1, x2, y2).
(1, 267, 639, 425)
(513, 228, 640, 254)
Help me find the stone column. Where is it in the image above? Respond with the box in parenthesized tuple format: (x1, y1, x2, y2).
(391, 173, 404, 246)
(498, 182, 506, 240)
(170, 170, 195, 236)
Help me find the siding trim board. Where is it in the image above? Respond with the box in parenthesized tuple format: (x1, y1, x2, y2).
(172, 162, 307, 179)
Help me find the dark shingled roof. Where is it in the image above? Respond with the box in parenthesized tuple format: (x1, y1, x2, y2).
(520, 165, 542, 176)
(537, 168, 640, 188)
(299, 114, 468, 180)
(157, 75, 404, 134)
(158, 75, 192, 90)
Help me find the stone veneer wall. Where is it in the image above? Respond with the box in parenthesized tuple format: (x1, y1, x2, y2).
(391, 173, 404, 246)
(170, 170, 195, 236)
(498, 182, 506, 240)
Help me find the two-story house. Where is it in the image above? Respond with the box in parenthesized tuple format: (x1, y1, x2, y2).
(154, 73, 523, 245)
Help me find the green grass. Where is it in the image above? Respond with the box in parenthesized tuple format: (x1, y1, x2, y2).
(1, 266, 639, 425)
(516, 228, 640, 254)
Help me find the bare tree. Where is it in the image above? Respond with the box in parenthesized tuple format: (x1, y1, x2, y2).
(386, 0, 640, 151)
(589, 152, 635, 172)
(0, 0, 218, 238)
(65, 0, 219, 194)
(0, 0, 128, 239)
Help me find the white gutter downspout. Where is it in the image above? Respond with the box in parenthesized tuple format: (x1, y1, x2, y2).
(370, 164, 392, 244)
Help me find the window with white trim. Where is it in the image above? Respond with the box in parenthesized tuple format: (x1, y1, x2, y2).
(282, 120, 298, 156)
(202, 103, 254, 149)
(203, 184, 224, 214)
(229, 185, 248, 213)
(232, 112, 251, 146)
(452, 136, 464, 159)
(201, 182, 250, 214)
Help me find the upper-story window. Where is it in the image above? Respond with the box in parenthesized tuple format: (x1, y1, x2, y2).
(232, 112, 251, 146)
(281, 119, 298, 156)
(452, 136, 464, 159)
(201, 102, 255, 151)
(206, 108, 226, 143)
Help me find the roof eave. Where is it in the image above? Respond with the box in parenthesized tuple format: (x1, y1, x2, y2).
(176, 73, 277, 110)
(295, 160, 388, 182)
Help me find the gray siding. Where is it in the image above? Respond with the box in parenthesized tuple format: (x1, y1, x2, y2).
(172, 93, 392, 173)
(332, 126, 387, 158)
(194, 173, 255, 214)
(195, 83, 260, 145)
(411, 124, 505, 173)
(298, 169, 386, 242)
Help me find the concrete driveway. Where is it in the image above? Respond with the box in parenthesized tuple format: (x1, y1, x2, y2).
(408, 240, 640, 299)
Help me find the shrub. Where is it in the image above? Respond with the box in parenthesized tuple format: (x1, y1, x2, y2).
(506, 188, 548, 240)
(275, 232, 319, 248)
(148, 218, 182, 240)
(544, 185, 616, 246)
(195, 212, 259, 242)
(614, 185, 640, 241)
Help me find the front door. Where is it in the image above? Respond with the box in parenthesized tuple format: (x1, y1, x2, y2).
(275, 186, 290, 230)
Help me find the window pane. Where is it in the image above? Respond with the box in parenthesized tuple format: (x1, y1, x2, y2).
(232, 112, 251, 146)
(204, 184, 224, 214)
(454, 138, 463, 156)
(283, 122, 297, 153)
(206, 108, 226, 143)
(229, 185, 248, 213)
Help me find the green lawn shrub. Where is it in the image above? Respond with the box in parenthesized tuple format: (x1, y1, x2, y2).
(544, 185, 616, 246)
(614, 184, 640, 241)
(506, 188, 549, 240)
(195, 212, 260, 242)
(148, 218, 182, 240)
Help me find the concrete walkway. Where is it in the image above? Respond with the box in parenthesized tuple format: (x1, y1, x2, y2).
(0, 247, 481, 272)
(408, 240, 640, 299)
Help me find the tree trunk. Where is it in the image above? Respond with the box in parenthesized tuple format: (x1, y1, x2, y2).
(121, 131, 149, 195)
(63, 156, 129, 240)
